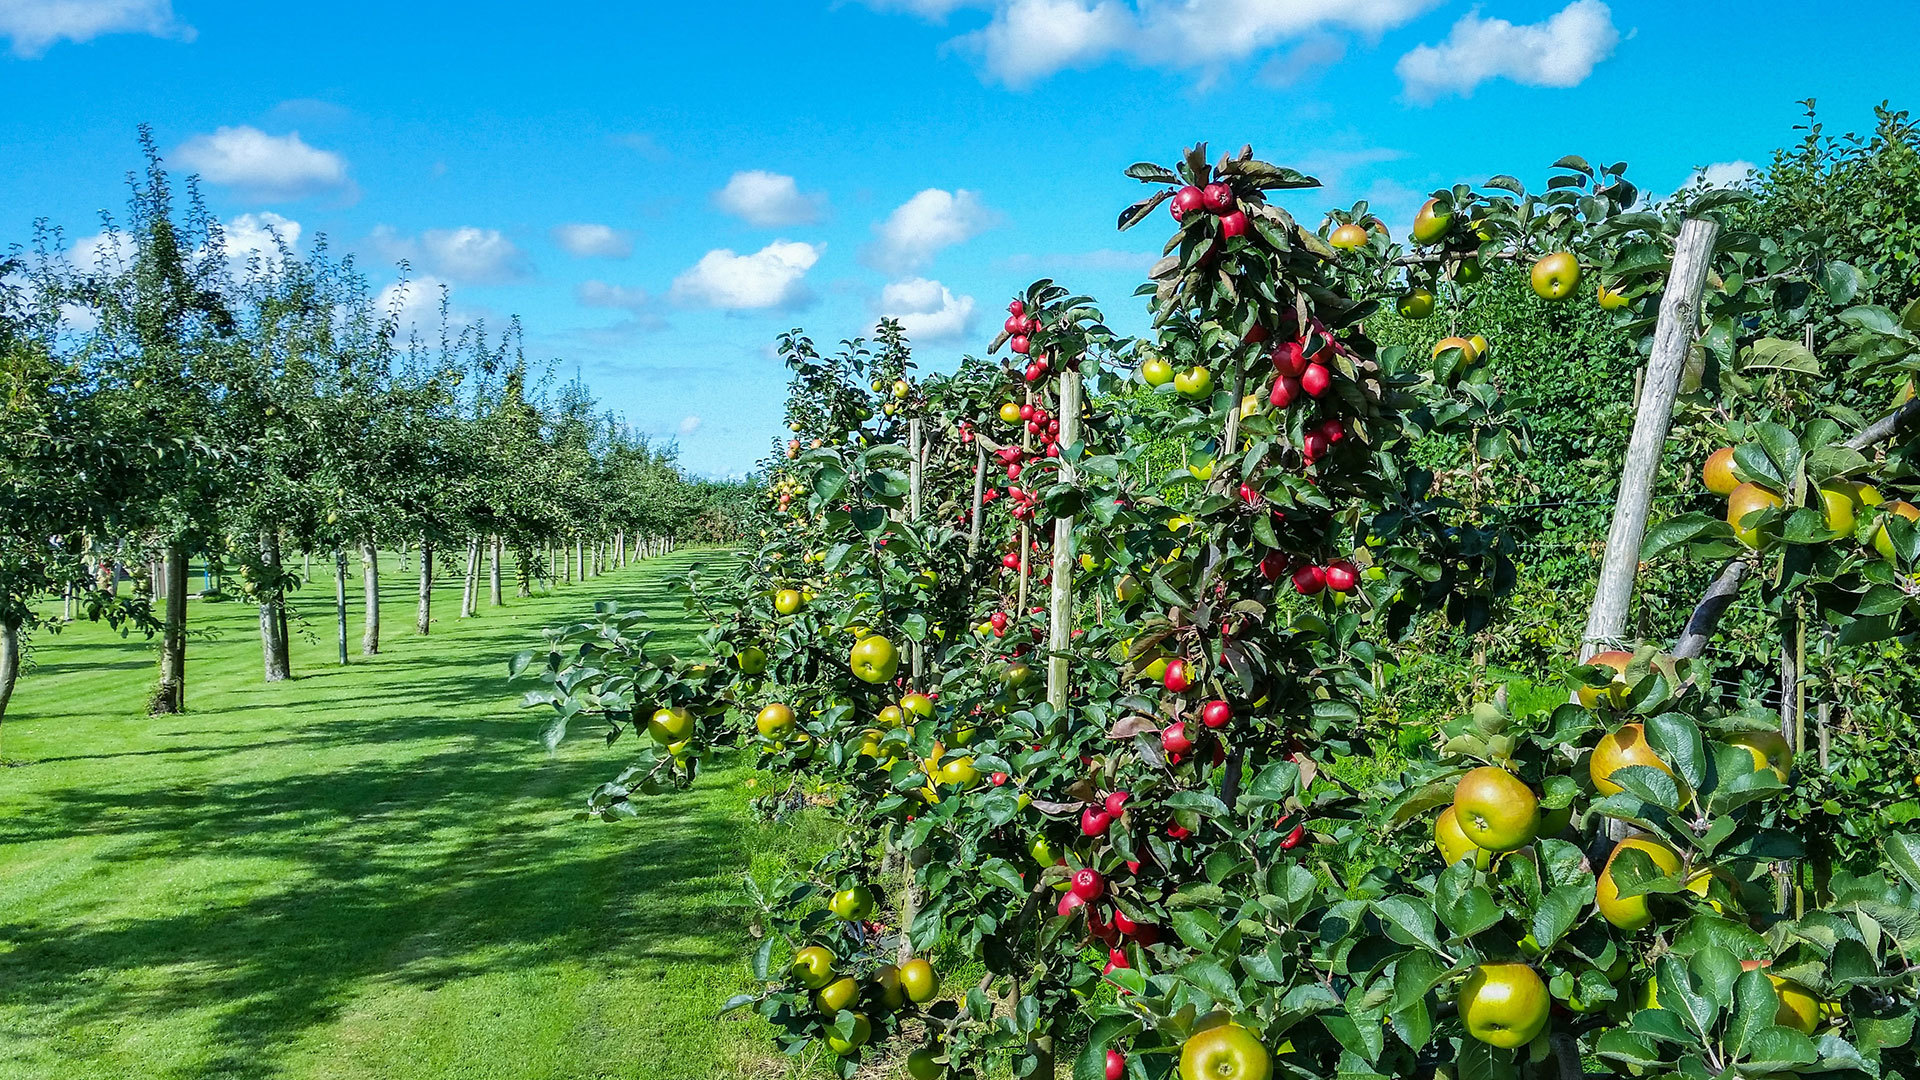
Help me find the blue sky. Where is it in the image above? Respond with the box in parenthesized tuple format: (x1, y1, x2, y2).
(4, 1, 1918, 477)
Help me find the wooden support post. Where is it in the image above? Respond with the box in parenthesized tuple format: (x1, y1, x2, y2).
(967, 442, 987, 560)
(1046, 370, 1083, 712)
(908, 418, 924, 682)
(1580, 218, 1719, 660)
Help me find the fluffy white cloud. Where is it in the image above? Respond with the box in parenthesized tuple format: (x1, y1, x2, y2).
(377, 276, 454, 338)
(175, 126, 349, 201)
(713, 171, 826, 227)
(1396, 0, 1619, 103)
(224, 212, 302, 266)
(678, 415, 703, 436)
(374, 226, 528, 283)
(421, 227, 526, 283)
(552, 223, 633, 258)
(670, 241, 821, 310)
(1688, 161, 1756, 190)
(66, 230, 131, 272)
(874, 0, 1438, 86)
(1, 0, 192, 57)
(878, 278, 977, 342)
(866, 189, 996, 274)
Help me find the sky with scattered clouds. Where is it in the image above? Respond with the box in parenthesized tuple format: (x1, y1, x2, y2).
(3, 1, 1917, 475)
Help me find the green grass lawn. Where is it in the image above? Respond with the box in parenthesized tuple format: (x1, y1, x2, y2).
(0, 548, 828, 1080)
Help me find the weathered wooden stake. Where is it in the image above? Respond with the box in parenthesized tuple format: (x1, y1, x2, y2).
(1580, 217, 1720, 660)
(1047, 370, 1083, 712)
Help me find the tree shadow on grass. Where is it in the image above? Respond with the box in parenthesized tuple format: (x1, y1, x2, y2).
(0, 751, 755, 1080)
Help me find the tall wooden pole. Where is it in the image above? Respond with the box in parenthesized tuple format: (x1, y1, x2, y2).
(1046, 370, 1083, 712)
(1580, 218, 1719, 660)
(967, 442, 988, 560)
(908, 418, 925, 682)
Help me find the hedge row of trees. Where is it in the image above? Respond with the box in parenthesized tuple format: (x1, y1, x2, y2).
(0, 130, 745, 729)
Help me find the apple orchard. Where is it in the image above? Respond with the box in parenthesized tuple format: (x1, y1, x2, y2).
(516, 144, 1920, 1080)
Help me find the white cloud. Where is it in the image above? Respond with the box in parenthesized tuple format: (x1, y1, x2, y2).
(174, 126, 350, 201)
(678, 415, 703, 436)
(0, 0, 192, 57)
(878, 277, 977, 342)
(373, 226, 528, 283)
(377, 276, 454, 338)
(965, 0, 1134, 85)
(873, 0, 1439, 86)
(66, 230, 130, 272)
(670, 241, 821, 310)
(421, 227, 526, 283)
(1687, 160, 1756, 190)
(577, 280, 655, 311)
(552, 223, 633, 258)
(1396, 0, 1619, 103)
(224, 212, 302, 266)
(713, 171, 826, 227)
(866, 189, 996, 274)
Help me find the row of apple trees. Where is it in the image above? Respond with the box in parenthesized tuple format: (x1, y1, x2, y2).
(515, 144, 1920, 1079)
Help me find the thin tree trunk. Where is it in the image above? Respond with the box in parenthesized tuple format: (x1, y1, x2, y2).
(489, 535, 504, 606)
(334, 550, 349, 665)
(151, 557, 166, 602)
(575, 537, 584, 580)
(0, 617, 21, 747)
(153, 542, 189, 714)
(516, 547, 532, 598)
(261, 531, 290, 682)
(417, 537, 433, 634)
(361, 542, 381, 656)
(460, 538, 478, 617)
(615, 529, 625, 568)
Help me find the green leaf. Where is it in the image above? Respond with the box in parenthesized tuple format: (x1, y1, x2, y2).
(1531, 883, 1593, 949)
(1372, 896, 1445, 954)
(1435, 863, 1502, 939)
(1072, 1016, 1140, 1080)
(1884, 833, 1920, 890)
(1654, 954, 1718, 1037)
(1728, 967, 1782, 1057)
(1742, 337, 1820, 375)
(1644, 712, 1706, 793)
(1641, 513, 1734, 560)
(1821, 260, 1863, 305)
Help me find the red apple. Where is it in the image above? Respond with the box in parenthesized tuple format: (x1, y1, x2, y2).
(1102, 948, 1130, 974)
(1161, 721, 1194, 754)
(1171, 186, 1205, 218)
(1281, 822, 1306, 849)
(1003, 313, 1025, 335)
(1082, 806, 1113, 836)
(1301, 363, 1331, 397)
(1106, 1050, 1125, 1080)
(1293, 564, 1327, 595)
(1010, 334, 1030, 354)
(1319, 418, 1345, 443)
(1104, 791, 1130, 816)
(1057, 891, 1086, 918)
(1219, 211, 1249, 238)
(1271, 340, 1307, 377)
(1303, 431, 1329, 462)
(1162, 659, 1191, 693)
(1070, 867, 1105, 902)
(1258, 550, 1286, 581)
(1201, 182, 1233, 212)
(1325, 560, 1358, 594)
(1269, 376, 1301, 408)
(1201, 700, 1231, 729)
(1008, 299, 1024, 316)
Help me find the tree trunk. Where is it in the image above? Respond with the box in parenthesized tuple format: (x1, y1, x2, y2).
(0, 616, 21, 746)
(334, 550, 350, 665)
(150, 557, 166, 602)
(615, 529, 625, 568)
(417, 537, 433, 635)
(260, 531, 290, 682)
(361, 542, 381, 656)
(152, 542, 189, 713)
(461, 537, 480, 617)
(516, 547, 532, 598)
(489, 535, 504, 606)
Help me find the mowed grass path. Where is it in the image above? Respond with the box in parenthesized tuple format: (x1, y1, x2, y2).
(0, 549, 809, 1080)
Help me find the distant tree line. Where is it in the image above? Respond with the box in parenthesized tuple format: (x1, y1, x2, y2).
(0, 128, 747, 728)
